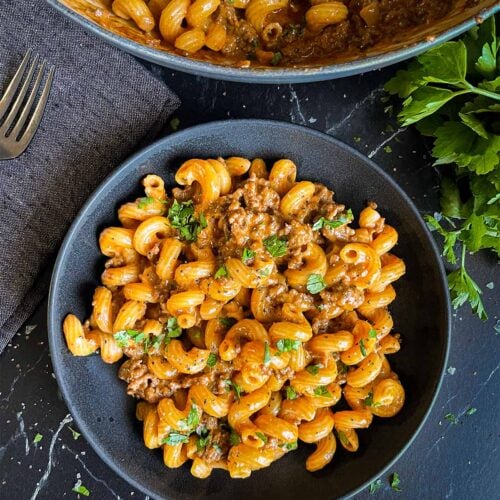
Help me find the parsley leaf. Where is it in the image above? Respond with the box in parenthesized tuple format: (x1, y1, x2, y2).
(168, 200, 206, 242)
(263, 341, 271, 365)
(444, 413, 459, 425)
(306, 364, 320, 375)
(137, 196, 155, 209)
(207, 353, 217, 367)
(229, 430, 241, 446)
(215, 265, 228, 279)
(263, 235, 288, 258)
(113, 329, 145, 348)
(285, 441, 298, 450)
(181, 404, 199, 430)
(368, 328, 377, 339)
(72, 481, 90, 497)
(162, 432, 190, 445)
(170, 117, 180, 131)
(390, 472, 402, 492)
(285, 386, 298, 400)
(313, 386, 332, 397)
(225, 380, 242, 401)
(369, 479, 382, 495)
(256, 432, 268, 443)
(219, 317, 237, 328)
(276, 339, 301, 352)
(364, 391, 381, 408)
(270, 51, 283, 66)
(68, 427, 81, 440)
(164, 317, 183, 341)
(306, 273, 326, 294)
(197, 435, 210, 451)
(447, 246, 487, 320)
(337, 430, 350, 448)
(33, 433, 43, 444)
(359, 338, 367, 357)
(312, 209, 354, 230)
(242, 247, 255, 264)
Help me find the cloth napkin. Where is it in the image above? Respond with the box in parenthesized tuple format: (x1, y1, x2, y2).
(0, 0, 180, 353)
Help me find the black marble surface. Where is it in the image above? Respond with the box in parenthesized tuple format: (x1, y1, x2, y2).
(1, 65, 499, 500)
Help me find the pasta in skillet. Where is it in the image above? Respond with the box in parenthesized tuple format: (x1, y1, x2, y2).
(63, 157, 406, 478)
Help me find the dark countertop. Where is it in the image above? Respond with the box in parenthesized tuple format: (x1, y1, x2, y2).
(1, 65, 499, 500)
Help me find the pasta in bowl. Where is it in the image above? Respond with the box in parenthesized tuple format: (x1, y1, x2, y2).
(48, 120, 450, 498)
(63, 156, 406, 478)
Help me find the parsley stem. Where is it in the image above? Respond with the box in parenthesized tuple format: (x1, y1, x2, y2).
(463, 82, 500, 101)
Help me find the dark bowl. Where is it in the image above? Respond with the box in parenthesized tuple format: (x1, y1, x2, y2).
(48, 120, 450, 499)
(46, 0, 499, 83)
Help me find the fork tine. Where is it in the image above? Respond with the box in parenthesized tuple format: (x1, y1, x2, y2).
(9, 60, 46, 140)
(0, 49, 32, 120)
(15, 65, 55, 151)
(0, 54, 40, 135)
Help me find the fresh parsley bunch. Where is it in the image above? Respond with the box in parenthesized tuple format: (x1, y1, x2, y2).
(385, 15, 499, 320)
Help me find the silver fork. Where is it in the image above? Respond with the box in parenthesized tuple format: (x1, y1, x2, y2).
(0, 49, 55, 160)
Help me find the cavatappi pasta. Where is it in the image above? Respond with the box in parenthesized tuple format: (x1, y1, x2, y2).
(63, 157, 406, 478)
(61, 0, 456, 67)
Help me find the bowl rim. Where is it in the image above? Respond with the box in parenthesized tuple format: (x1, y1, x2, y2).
(46, 0, 499, 83)
(48, 119, 451, 499)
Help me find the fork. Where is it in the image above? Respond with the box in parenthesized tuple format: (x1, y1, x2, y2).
(0, 49, 55, 160)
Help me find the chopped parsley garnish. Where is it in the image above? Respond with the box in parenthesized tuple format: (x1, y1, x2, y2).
(306, 364, 321, 376)
(390, 472, 401, 492)
(215, 265, 228, 279)
(33, 433, 43, 444)
(285, 386, 298, 400)
(68, 427, 81, 440)
(229, 430, 241, 446)
(369, 479, 382, 495)
(72, 481, 90, 497)
(113, 329, 144, 348)
(444, 413, 458, 425)
(137, 196, 155, 209)
(276, 339, 300, 352)
(364, 392, 381, 408)
(225, 380, 242, 401)
(219, 317, 237, 328)
(164, 317, 182, 341)
(197, 435, 210, 451)
(169, 117, 180, 131)
(256, 432, 268, 443)
(257, 267, 271, 277)
(359, 338, 367, 357)
(242, 247, 255, 264)
(313, 386, 332, 397)
(466, 407, 477, 416)
(180, 404, 200, 430)
(284, 441, 298, 451)
(337, 430, 350, 447)
(162, 432, 190, 445)
(312, 209, 354, 231)
(338, 360, 348, 375)
(263, 341, 271, 365)
(306, 273, 326, 294)
(207, 353, 217, 367)
(368, 328, 377, 338)
(270, 51, 283, 66)
(447, 366, 456, 375)
(168, 200, 207, 242)
(263, 235, 288, 258)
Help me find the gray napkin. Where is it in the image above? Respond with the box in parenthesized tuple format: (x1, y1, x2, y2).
(0, 0, 180, 353)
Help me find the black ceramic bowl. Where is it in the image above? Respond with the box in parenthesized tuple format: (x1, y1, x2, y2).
(48, 120, 450, 499)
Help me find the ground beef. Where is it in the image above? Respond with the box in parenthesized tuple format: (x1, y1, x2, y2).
(118, 357, 234, 403)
